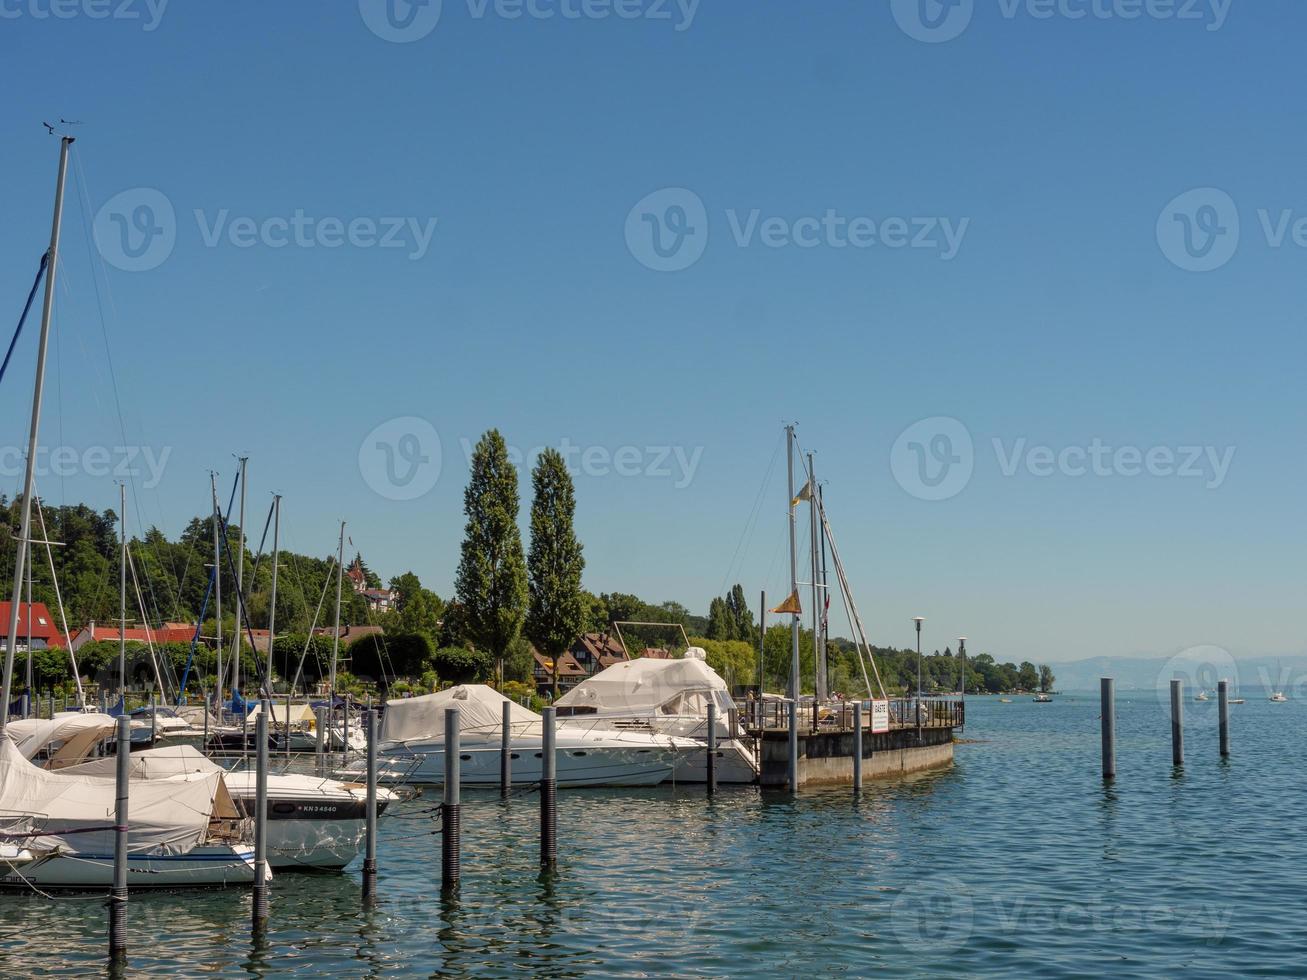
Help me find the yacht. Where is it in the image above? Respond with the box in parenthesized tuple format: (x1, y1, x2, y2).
(554, 650, 758, 783)
(1269, 691, 1288, 702)
(367, 685, 698, 787)
(1033, 693, 1053, 703)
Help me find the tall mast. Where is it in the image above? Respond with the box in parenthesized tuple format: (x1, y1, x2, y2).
(118, 483, 127, 705)
(231, 456, 247, 707)
(329, 521, 345, 701)
(818, 484, 829, 699)
(211, 472, 222, 715)
(266, 494, 280, 695)
(808, 452, 825, 703)
(23, 540, 32, 718)
(1, 135, 73, 733)
(785, 425, 800, 702)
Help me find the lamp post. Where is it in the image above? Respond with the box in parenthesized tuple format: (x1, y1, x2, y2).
(914, 616, 924, 743)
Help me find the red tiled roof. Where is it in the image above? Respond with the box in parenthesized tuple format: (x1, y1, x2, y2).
(82, 624, 196, 645)
(0, 602, 65, 647)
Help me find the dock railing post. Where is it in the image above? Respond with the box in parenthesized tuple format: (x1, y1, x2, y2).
(252, 701, 269, 933)
(852, 701, 863, 794)
(149, 691, 156, 746)
(540, 706, 557, 871)
(706, 702, 717, 796)
(500, 699, 511, 800)
(109, 713, 130, 963)
(441, 706, 460, 892)
(787, 698, 799, 793)
(362, 708, 378, 902)
(1101, 678, 1116, 780)
(1170, 678, 1184, 767)
(1218, 679, 1230, 757)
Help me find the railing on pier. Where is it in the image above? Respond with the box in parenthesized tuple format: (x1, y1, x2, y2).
(737, 697, 964, 734)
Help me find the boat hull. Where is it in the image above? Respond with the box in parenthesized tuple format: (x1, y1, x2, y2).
(384, 734, 677, 787)
(0, 844, 258, 890)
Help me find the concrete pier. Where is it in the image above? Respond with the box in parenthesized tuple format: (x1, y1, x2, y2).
(758, 725, 954, 787)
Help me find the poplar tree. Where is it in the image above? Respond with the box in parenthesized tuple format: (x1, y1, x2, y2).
(525, 448, 586, 697)
(454, 430, 527, 684)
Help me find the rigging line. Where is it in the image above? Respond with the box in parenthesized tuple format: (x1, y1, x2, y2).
(32, 488, 84, 707)
(0, 252, 48, 388)
(126, 544, 168, 700)
(716, 429, 783, 599)
(68, 148, 185, 625)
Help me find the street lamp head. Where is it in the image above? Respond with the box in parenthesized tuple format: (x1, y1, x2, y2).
(914, 616, 924, 630)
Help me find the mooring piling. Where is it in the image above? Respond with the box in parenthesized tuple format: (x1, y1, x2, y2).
(1101, 678, 1116, 780)
(1170, 678, 1184, 767)
(1218, 679, 1231, 757)
(442, 706, 461, 892)
(149, 691, 156, 746)
(707, 702, 721, 781)
(540, 706, 557, 871)
(252, 701, 269, 932)
(362, 708, 378, 902)
(852, 701, 863, 794)
(315, 706, 327, 777)
(787, 698, 799, 793)
(500, 699, 512, 800)
(109, 713, 130, 963)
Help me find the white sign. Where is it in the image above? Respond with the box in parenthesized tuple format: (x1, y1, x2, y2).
(870, 699, 890, 734)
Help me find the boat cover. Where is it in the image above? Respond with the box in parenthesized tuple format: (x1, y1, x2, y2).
(381, 685, 538, 743)
(555, 656, 734, 716)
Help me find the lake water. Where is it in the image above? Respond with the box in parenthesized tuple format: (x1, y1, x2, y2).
(1, 692, 1302, 977)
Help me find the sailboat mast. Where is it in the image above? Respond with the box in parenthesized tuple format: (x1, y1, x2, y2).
(24, 540, 33, 717)
(808, 452, 825, 703)
(231, 456, 247, 707)
(211, 472, 222, 715)
(785, 425, 800, 702)
(1, 135, 73, 733)
(118, 482, 127, 704)
(818, 484, 829, 699)
(329, 521, 345, 702)
(266, 494, 280, 695)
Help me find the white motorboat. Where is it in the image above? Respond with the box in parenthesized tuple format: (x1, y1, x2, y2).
(1194, 690, 1210, 702)
(1269, 691, 1288, 702)
(554, 650, 758, 783)
(370, 685, 697, 787)
(0, 736, 259, 891)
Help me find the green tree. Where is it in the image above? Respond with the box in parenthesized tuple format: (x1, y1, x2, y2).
(1018, 661, 1039, 691)
(524, 448, 586, 697)
(454, 430, 528, 682)
(1038, 664, 1055, 693)
(432, 646, 492, 684)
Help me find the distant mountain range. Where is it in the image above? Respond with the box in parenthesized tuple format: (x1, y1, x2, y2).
(1050, 655, 1307, 694)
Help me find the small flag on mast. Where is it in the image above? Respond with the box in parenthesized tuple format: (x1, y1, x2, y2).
(770, 589, 802, 615)
(792, 480, 812, 505)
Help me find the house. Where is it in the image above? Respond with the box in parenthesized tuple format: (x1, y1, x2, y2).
(69, 621, 196, 653)
(345, 558, 398, 612)
(533, 650, 588, 698)
(0, 602, 65, 651)
(569, 632, 629, 676)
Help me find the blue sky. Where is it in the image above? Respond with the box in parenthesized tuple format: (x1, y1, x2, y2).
(1, 0, 1301, 664)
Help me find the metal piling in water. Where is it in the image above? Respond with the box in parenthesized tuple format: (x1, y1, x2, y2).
(442, 706, 461, 891)
(501, 699, 512, 800)
(362, 708, 378, 902)
(787, 699, 799, 793)
(1100, 678, 1116, 780)
(1218, 679, 1231, 757)
(109, 713, 130, 963)
(540, 706, 557, 871)
(315, 706, 327, 777)
(1170, 678, 1184, 767)
(706, 702, 717, 796)
(252, 701, 269, 932)
(852, 701, 863, 794)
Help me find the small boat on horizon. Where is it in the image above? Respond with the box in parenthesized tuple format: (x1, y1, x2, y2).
(1033, 693, 1053, 703)
(1194, 690, 1210, 702)
(1269, 691, 1288, 702)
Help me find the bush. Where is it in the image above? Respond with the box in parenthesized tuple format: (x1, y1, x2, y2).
(432, 646, 492, 684)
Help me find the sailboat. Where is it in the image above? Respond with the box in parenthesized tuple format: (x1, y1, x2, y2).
(1194, 690, 1210, 702)
(1269, 661, 1288, 701)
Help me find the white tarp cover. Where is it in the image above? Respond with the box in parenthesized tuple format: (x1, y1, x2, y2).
(555, 656, 734, 716)
(8, 713, 118, 765)
(381, 685, 538, 744)
(0, 738, 224, 855)
(60, 744, 223, 779)
(245, 702, 316, 726)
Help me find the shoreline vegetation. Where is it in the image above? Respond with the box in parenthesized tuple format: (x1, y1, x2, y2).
(1, 429, 1054, 701)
